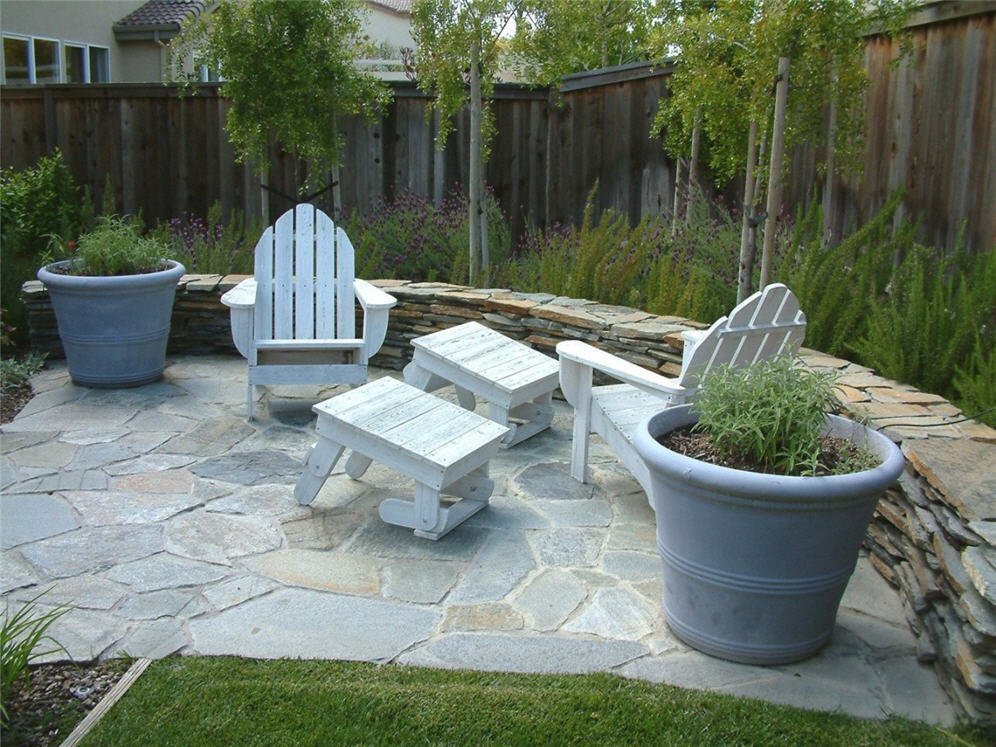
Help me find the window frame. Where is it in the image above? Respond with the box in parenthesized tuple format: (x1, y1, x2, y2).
(1, 34, 110, 84)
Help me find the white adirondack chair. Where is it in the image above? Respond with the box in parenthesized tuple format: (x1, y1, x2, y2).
(557, 283, 806, 494)
(221, 204, 396, 419)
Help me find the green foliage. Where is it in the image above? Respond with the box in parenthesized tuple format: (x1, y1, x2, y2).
(1, 590, 69, 726)
(780, 194, 996, 428)
(53, 215, 171, 277)
(692, 356, 874, 476)
(653, 0, 913, 186)
(498, 186, 738, 323)
(88, 656, 985, 745)
(510, 0, 659, 86)
(411, 0, 515, 154)
(171, 0, 390, 183)
(0, 150, 91, 349)
(0, 352, 45, 393)
(348, 190, 508, 285)
(152, 202, 263, 275)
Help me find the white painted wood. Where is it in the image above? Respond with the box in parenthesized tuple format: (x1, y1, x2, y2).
(295, 204, 315, 339)
(558, 283, 807, 486)
(301, 377, 506, 540)
(229, 205, 395, 418)
(336, 227, 355, 339)
(316, 210, 336, 339)
(273, 209, 295, 339)
(407, 321, 559, 445)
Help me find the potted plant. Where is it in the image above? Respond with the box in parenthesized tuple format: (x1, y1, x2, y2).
(632, 355, 904, 666)
(37, 215, 185, 387)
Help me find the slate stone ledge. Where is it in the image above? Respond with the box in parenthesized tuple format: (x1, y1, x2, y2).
(21, 275, 996, 727)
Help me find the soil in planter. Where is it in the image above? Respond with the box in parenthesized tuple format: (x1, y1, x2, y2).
(657, 425, 878, 477)
(3, 659, 132, 745)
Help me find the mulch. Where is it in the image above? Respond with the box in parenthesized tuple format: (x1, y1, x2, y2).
(1, 381, 33, 424)
(3, 660, 132, 745)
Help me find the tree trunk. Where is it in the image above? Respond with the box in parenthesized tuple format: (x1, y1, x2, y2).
(672, 157, 685, 235)
(260, 163, 270, 225)
(686, 108, 702, 223)
(822, 65, 838, 250)
(760, 57, 790, 289)
(468, 38, 483, 283)
(432, 108, 445, 205)
(737, 119, 759, 303)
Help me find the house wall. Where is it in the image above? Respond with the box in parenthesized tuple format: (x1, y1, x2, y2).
(363, 3, 413, 52)
(0, 0, 136, 82)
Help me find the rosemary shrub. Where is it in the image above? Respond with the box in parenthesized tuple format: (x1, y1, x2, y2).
(52, 215, 169, 277)
(691, 356, 877, 477)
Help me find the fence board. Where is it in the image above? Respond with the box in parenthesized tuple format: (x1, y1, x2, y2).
(1, 8, 992, 255)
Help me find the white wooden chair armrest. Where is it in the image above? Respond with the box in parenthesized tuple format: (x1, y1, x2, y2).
(354, 279, 397, 310)
(355, 279, 396, 361)
(220, 278, 257, 358)
(557, 340, 688, 405)
(220, 278, 257, 309)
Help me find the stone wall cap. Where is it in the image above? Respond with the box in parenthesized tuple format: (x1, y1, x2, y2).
(903, 439, 996, 521)
(532, 305, 603, 330)
(611, 319, 689, 339)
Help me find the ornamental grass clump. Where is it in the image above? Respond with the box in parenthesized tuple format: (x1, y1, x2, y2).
(53, 215, 169, 277)
(691, 355, 877, 477)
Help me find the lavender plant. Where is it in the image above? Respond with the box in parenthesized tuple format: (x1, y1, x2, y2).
(155, 202, 261, 275)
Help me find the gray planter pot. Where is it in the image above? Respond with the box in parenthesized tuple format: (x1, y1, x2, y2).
(37, 259, 185, 388)
(633, 405, 905, 665)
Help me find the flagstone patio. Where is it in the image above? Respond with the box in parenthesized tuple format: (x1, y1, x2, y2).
(0, 356, 955, 725)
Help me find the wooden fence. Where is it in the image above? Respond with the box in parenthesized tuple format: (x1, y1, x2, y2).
(2, 4, 993, 253)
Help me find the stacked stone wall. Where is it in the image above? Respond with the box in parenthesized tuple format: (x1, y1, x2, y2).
(21, 274, 996, 725)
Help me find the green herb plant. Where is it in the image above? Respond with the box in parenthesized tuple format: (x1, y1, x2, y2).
(0, 590, 69, 726)
(691, 355, 878, 477)
(0, 351, 45, 394)
(50, 215, 170, 277)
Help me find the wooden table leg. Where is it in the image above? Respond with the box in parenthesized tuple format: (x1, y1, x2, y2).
(295, 436, 345, 505)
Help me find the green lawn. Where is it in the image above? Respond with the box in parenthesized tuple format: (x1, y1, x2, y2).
(86, 657, 984, 746)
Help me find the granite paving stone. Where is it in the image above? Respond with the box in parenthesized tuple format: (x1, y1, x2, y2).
(105, 553, 228, 592)
(0, 493, 79, 548)
(562, 587, 657, 639)
(441, 603, 524, 632)
(190, 450, 304, 486)
(0, 358, 964, 726)
(116, 589, 207, 620)
(164, 511, 282, 565)
(530, 527, 606, 567)
(63, 490, 202, 526)
(243, 550, 381, 594)
(512, 569, 586, 631)
(382, 560, 463, 604)
(37, 609, 127, 663)
(19, 524, 163, 579)
(512, 462, 595, 500)
(112, 468, 194, 494)
(398, 633, 648, 674)
(190, 589, 441, 660)
(0, 551, 39, 593)
(446, 531, 535, 605)
(202, 575, 280, 611)
(113, 618, 188, 659)
(8, 574, 127, 611)
(602, 550, 661, 583)
(6, 440, 77, 468)
(531, 499, 612, 527)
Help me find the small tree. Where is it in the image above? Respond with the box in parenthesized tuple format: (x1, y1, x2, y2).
(171, 0, 390, 214)
(411, 0, 518, 283)
(510, 0, 658, 87)
(654, 0, 912, 299)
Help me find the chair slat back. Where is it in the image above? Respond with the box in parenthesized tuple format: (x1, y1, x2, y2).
(254, 204, 356, 343)
(677, 283, 806, 388)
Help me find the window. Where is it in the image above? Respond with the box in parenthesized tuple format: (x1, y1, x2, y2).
(2, 35, 110, 84)
(3, 35, 30, 84)
(33, 38, 59, 83)
(64, 44, 86, 83)
(88, 47, 109, 83)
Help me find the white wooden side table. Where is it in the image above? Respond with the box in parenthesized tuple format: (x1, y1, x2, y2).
(294, 377, 508, 540)
(403, 321, 560, 447)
